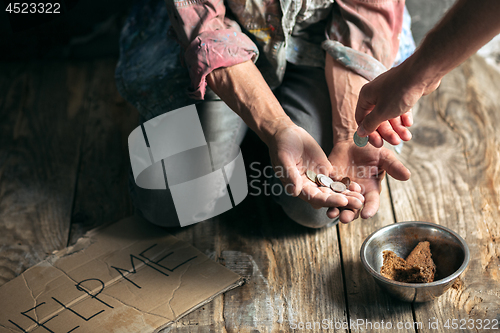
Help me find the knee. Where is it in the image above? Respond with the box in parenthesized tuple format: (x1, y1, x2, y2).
(278, 195, 339, 229)
(271, 175, 338, 228)
(132, 191, 180, 228)
(128, 169, 180, 227)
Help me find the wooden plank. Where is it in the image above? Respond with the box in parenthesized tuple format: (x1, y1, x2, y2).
(159, 134, 269, 333)
(0, 62, 88, 287)
(67, 59, 138, 245)
(216, 193, 349, 333)
(387, 55, 500, 332)
(165, 133, 349, 332)
(338, 179, 417, 333)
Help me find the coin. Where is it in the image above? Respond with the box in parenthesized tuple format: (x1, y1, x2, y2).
(306, 170, 317, 183)
(316, 174, 334, 187)
(315, 177, 323, 186)
(340, 177, 351, 188)
(353, 131, 369, 147)
(330, 181, 347, 193)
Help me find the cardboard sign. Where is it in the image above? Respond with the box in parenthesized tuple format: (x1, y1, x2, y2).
(0, 216, 244, 332)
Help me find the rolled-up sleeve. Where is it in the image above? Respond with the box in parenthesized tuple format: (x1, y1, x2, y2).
(323, 0, 405, 79)
(165, 0, 259, 99)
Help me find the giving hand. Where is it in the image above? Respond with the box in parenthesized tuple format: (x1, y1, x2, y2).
(355, 61, 440, 147)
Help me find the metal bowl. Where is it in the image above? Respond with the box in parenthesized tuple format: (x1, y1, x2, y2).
(360, 221, 470, 302)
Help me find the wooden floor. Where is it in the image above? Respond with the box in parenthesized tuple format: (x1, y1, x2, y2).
(0, 56, 499, 333)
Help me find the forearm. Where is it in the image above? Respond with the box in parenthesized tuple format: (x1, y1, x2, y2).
(408, 0, 500, 89)
(206, 60, 294, 145)
(325, 53, 368, 144)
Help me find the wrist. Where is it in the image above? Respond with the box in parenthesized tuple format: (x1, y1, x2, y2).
(259, 116, 296, 146)
(207, 61, 295, 146)
(333, 126, 357, 145)
(402, 45, 445, 95)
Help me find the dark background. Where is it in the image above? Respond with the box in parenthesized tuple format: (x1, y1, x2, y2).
(0, 0, 455, 61)
(0, 0, 133, 60)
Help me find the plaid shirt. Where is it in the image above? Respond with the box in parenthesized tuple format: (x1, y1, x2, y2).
(165, 0, 405, 99)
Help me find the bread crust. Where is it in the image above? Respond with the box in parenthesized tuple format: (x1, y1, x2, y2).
(380, 241, 436, 283)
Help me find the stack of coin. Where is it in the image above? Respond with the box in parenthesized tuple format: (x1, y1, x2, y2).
(306, 170, 349, 193)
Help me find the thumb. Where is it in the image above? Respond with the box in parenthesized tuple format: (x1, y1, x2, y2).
(380, 149, 411, 181)
(355, 84, 377, 125)
(355, 83, 381, 137)
(357, 105, 388, 137)
(275, 153, 303, 197)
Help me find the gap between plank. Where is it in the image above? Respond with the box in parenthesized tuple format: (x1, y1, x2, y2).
(386, 177, 399, 224)
(336, 223, 352, 333)
(67, 64, 93, 248)
(387, 175, 420, 329)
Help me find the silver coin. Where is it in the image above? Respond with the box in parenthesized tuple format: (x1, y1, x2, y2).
(315, 174, 327, 186)
(306, 170, 317, 183)
(394, 141, 404, 154)
(316, 174, 334, 187)
(330, 181, 347, 193)
(353, 131, 369, 147)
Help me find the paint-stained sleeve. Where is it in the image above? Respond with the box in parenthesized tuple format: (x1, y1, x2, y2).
(165, 0, 259, 100)
(323, 0, 405, 79)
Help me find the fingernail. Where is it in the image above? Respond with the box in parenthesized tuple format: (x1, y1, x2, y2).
(407, 112, 413, 126)
(406, 129, 412, 140)
(356, 125, 367, 137)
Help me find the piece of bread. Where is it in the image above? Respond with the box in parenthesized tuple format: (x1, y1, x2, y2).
(405, 241, 436, 282)
(380, 241, 436, 283)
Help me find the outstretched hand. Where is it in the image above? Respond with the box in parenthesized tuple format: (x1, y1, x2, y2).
(268, 125, 364, 220)
(327, 140, 411, 222)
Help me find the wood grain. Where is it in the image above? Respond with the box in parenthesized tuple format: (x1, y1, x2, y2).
(387, 55, 500, 332)
(68, 59, 138, 245)
(338, 179, 417, 333)
(167, 133, 350, 332)
(216, 193, 349, 333)
(2, 55, 499, 333)
(0, 62, 88, 287)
